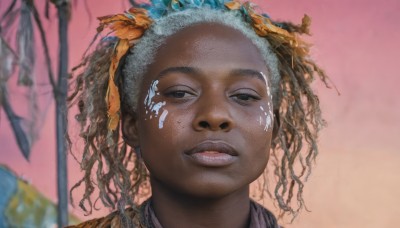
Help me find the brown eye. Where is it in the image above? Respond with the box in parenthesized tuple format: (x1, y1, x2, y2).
(230, 89, 261, 106)
(231, 93, 260, 102)
(165, 90, 196, 100)
(166, 91, 187, 98)
(163, 85, 197, 101)
(235, 94, 256, 101)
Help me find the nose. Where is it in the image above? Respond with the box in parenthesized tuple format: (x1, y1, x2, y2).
(192, 99, 234, 132)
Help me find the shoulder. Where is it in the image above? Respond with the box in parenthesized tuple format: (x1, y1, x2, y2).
(66, 207, 145, 228)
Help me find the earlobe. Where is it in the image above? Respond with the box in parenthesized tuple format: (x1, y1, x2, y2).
(121, 111, 140, 148)
(272, 110, 280, 140)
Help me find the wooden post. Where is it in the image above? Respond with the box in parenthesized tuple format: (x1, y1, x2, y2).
(54, 0, 70, 226)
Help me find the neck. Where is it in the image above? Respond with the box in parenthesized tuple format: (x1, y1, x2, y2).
(150, 178, 251, 228)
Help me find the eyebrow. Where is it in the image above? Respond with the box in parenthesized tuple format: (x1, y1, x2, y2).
(229, 69, 267, 83)
(157, 66, 201, 79)
(156, 66, 267, 83)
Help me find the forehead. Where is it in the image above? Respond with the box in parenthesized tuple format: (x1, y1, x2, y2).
(145, 22, 268, 77)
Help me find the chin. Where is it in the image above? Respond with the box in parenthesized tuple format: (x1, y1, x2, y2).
(176, 176, 254, 200)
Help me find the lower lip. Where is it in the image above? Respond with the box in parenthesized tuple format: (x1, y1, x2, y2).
(187, 151, 236, 167)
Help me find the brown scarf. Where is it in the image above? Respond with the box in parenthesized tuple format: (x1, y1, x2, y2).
(68, 199, 279, 228)
(141, 199, 279, 228)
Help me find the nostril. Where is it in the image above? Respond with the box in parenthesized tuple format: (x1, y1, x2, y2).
(220, 122, 229, 130)
(199, 121, 209, 129)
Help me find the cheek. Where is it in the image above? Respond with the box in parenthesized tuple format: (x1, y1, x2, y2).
(242, 104, 273, 168)
(138, 104, 188, 149)
(137, 109, 189, 176)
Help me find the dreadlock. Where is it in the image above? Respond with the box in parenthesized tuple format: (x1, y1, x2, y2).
(68, 40, 150, 217)
(265, 19, 330, 219)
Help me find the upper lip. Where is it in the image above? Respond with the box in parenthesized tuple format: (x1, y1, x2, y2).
(184, 141, 238, 156)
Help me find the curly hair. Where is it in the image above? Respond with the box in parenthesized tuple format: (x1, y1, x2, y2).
(68, 3, 331, 224)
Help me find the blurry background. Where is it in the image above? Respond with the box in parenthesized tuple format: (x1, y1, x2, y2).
(1, 0, 399, 227)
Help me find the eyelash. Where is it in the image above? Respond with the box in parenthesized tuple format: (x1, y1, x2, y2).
(232, 93, 259, 101)
(230, 93, 261, 105)
(165, 90, 193, 98)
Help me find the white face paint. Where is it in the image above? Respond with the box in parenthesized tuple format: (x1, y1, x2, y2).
(144, 80, 159, 108)
(260, 106, 273, 131)
(151, 101, 166, 116)
(260, 71, 272, 99)
(159, 110, 168, 129)
(143, 80, 168, 128)
(265, 115, 272, 131)
(258, 72, 274, 132)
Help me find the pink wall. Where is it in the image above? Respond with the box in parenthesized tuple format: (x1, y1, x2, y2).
(1, 0, 399, 227)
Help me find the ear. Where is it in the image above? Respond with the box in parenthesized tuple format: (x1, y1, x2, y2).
(121, 111, 140, 148)
(272, 110, 280, 140)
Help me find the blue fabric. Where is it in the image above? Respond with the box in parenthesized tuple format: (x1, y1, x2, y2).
(0, 166, 17, 228)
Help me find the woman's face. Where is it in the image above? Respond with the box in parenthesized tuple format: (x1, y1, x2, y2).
(126, 23, 274, 198)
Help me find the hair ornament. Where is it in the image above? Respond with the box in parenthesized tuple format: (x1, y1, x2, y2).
(97, 9, 152, 130)
(225, 1, 310, 46)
